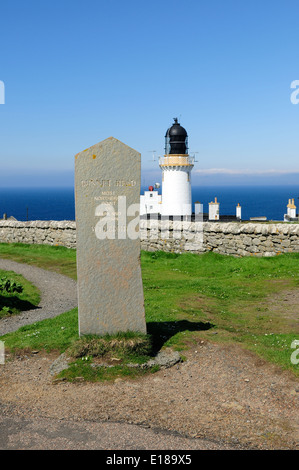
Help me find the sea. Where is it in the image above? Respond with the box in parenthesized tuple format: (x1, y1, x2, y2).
(0, 185, 298, 222)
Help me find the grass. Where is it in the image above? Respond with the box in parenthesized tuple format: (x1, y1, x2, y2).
(58, 361, 159, 383)
(0, 243, 77, 279)
(3, 308, 79, 353)
(0, 243, 298, 379)
(0, 269, 40, 318)
(59, 332, 157, 383)
(66, 331, 152, 360)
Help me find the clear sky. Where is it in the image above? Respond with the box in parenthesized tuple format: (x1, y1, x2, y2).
(1, 0, 299, 187)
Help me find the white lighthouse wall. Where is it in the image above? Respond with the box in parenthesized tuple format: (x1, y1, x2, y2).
(161, 168, 192, 216)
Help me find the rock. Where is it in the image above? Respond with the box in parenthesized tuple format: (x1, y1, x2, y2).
(145, 349, 181, 369)
(49, 353, 70, 376)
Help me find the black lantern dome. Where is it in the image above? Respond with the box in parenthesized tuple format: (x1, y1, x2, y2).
(165, 118, 188, 155)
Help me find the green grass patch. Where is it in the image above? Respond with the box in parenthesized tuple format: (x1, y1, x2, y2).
(58, 331, 157, 383)
(66, 331, 152, 362)
(1, 310, 157, 381)
(0, 243, 77, 279)
(58, 361, 159, 383)
(244, 333, 299, 369)
(2, 308, 79, 353)
(0, 244, 298, 378)
(141, 250, 299, 375)
(0, 269, 40, 318)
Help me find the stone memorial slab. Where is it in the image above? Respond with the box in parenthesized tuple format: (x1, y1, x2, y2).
(75, 137, 146, 336)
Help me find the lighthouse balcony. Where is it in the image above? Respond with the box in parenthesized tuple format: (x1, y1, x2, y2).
(159, 155, 194, 167)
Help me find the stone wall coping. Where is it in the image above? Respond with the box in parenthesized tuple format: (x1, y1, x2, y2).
(0, 220, 76, 229)
(0, 219, 298, 233)
(140, 220, 299, 234)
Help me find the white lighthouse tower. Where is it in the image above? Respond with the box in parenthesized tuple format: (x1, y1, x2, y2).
(159, 118, 194, 216)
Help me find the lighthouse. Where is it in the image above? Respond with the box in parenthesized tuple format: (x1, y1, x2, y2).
(159, 118, 194, 216)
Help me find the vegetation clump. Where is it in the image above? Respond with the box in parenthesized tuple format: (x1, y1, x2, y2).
(59, 332, 155, 382)
(0, 269, 40, 318)
(0, 276, 24, 294)
(66, 332, 152, 361)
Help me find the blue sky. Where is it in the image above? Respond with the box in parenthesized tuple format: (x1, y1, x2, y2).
(1, 0, 299, 187)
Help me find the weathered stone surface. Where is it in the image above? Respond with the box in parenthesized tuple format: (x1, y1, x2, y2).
(144, 349, 181, 369)
(74, 137, 146, 336)
(49, 353, 70, 376)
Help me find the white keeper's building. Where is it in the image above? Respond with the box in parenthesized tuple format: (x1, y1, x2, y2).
(140, 186, 162, 215)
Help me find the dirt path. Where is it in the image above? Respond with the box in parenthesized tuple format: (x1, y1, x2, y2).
(0, 342, 298, 450)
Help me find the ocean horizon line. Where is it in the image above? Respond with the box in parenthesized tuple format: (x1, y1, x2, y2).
(0, 183, 299, 190)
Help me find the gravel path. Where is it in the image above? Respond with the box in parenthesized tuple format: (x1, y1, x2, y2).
(0, 259, 77, 336)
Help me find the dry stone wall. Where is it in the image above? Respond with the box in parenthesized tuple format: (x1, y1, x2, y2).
(0, 219, 299, 257)
(0, 220, 76, 249)
(140, 220, 299, 257)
